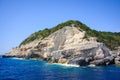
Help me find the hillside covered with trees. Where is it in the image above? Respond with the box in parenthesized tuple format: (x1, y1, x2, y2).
(20, 20, 120, 50)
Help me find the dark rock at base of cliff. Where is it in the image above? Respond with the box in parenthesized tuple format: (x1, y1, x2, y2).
(2, 55, 16, 58)
(67, 46, 115, 66)
(90, 56, 114, 66)
(25, 50, 44, 59)
(2, 54, 26, 58)
(76, 58, 89, 66)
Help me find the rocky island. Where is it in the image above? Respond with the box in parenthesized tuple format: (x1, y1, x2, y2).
(3, 20, 120, 66)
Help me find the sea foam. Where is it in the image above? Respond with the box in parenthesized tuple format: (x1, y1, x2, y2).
(88, 64, 96, 67)
(52, 63, 79, 67)
(12, 57, 25, 60)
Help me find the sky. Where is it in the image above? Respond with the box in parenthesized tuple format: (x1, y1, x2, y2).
(0, 0, 120, 55)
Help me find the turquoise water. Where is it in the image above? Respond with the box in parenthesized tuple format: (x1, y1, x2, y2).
(0, 58, 120, 80)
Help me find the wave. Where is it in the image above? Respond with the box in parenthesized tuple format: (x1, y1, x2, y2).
(88, 64, 96, 67)
(12, 57, 25, 60)
(52, 63, 80, 67)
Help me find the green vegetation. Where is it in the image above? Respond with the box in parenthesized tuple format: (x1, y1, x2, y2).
(19, 20, 120, 50)
(97, 32, 120, 50)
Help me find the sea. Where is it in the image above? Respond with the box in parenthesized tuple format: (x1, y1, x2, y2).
(0, 58, 120, 80)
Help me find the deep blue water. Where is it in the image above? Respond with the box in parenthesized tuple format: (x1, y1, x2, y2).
(0, 58, 120, 80)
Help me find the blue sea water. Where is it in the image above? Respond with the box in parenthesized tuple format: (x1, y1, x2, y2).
(0, 58, 120, 80)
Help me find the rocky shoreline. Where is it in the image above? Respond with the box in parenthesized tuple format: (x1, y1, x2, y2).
(2, 46, 120, 66)
(3, 26, 120, 66)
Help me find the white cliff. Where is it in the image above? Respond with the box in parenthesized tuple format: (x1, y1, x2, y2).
(4, 25, 115, 66)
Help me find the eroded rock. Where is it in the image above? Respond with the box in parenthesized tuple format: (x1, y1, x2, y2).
(4, 26, 117, 66)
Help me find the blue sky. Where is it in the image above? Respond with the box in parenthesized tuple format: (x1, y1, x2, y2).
(0, 0, 120, 54)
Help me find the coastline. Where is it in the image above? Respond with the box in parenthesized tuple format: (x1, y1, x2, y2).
(2, 57, 80, 67)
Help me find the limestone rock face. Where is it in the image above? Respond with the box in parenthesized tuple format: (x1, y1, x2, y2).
(4, 26, 114, 66)
(114, 47, 120, 65)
